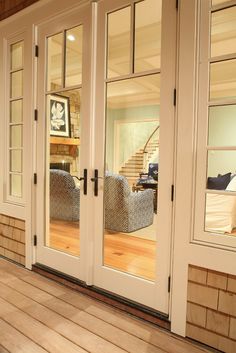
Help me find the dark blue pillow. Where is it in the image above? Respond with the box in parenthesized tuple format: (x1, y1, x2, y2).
(207, 172, 231, 190)
(148, 163, 158, 181)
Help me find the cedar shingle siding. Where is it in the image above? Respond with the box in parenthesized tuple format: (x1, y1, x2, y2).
(187, 265, 236, 353)
(0, 215, 25, 266)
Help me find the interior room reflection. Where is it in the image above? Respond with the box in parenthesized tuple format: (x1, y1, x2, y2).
(205, 106, 236, 236)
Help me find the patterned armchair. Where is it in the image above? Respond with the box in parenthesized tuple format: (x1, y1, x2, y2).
(50, 169, 80, 221)
(104, 173, 154, 233)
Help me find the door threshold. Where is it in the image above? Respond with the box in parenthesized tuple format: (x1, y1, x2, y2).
(32, 263, 170, 330)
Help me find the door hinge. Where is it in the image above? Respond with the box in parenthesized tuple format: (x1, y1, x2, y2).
(171, 184, 174, 202)
(176, 0, 179, 10)
(34, 173, 37, 185)
(35, 45, 39, 58)
(173, 88, 177, 106)
(34, 109, 38, 122)
(33, 235, 37, 246)
(168, 276, 171, 293)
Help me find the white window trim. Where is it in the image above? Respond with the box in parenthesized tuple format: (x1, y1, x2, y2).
(4, 32, 26, 207)
(193, 0, 236, 250)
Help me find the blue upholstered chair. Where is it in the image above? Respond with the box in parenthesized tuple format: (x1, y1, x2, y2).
(50, 169, 80, 221)
(137, 163, 158, 186)
(104, 173, 154, 233)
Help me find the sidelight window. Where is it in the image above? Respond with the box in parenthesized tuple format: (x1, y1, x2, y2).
(194, 0, 236, 249)
(8, 40, 24, 201)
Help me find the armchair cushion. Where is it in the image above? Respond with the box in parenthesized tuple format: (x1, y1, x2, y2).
(105, 173, 154, 232)
(50, 169, 80, 221)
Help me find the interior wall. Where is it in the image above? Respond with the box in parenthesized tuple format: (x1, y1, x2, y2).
(208, 105, 236, 177)
(106, 105, 159, 171)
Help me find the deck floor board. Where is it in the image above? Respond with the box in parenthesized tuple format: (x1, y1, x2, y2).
(0, 258, 213, 353)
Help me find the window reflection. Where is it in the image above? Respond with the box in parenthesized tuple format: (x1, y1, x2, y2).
(135, 0, 162, 72)
(211, 6, 236, 58)
(210, 59, 236, 101)
(104, 75, 160, 281)
(47, 33, 63, 91)
(208, 105, 236, 147)
(65, 26, 83, 87)
(107, 7, 131, 78)
(47, 89, 81, 256)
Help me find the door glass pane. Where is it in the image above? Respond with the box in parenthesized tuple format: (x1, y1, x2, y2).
(10, 100, 23, 123)
(107, 7, 131, 78)
(205, 192, 236, 235)
(10, 174, 22, 198)
(207, 150, 236, 183)
(11, 71, 23, 98)
(10, 125, 22, 148)
(135, 0, 162, 72)
(11, 41, 23, 70)
(65, 26, 83, 87)
(47, 33, 63, 91)
(208, 105, 236, 147)
(10, 150, 22, 173)
(212, 0, 230, 6)
(104, 74, 160, 281)
(46, 89, 81, 256)
(210, 59, 236, 101)
(211, 6, 236, 58)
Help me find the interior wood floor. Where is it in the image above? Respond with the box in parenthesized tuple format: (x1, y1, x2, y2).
(50, 220, 155, 281)
(0, 258, 214, 353)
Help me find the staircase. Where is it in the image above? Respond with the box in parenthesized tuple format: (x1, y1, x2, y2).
(119, 140, 159, 186)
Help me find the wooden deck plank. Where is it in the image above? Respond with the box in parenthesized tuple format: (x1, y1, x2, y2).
(0, 318, 48, 353)
(0, 277, 164, 353)
(0, 259, 214, 353)
(0, 259, 213, 353)
(0, 297, 87, 353)
(18, 273, 211, 353)
(0, 344, 10, 353)
(0, 282, 128, 353)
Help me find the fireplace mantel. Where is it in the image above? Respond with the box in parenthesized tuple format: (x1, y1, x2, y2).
(50, 137, 80, 146)
(50, 137, 80, 158)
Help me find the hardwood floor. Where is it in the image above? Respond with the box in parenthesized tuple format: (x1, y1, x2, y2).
(0, 258, 214, 353)
(50, 220, 155, 280)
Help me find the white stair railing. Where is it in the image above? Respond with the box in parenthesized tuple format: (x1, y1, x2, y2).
(142, 126, 160, 172)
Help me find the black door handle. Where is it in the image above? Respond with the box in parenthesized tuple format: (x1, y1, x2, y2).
(79, 169, 87, 195)
(91, 169, 98, 196)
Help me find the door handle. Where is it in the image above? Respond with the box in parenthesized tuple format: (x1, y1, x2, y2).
(79, 169, 87, 195)
(91, 169, 99, 196)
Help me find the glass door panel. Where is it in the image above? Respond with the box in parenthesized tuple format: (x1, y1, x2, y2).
(107, 6, 131, 78)
(104, 74, 160, 281)
(65, 26, 83, 87)
(46, 89, 81, 256)
(134, 0, 162, 72)
(45, 27, 82, 256)
(47, 33, 63, 91)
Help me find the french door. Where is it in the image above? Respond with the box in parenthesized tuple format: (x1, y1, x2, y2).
(35, 0, 176, 314)
(35, 5, 93, 281)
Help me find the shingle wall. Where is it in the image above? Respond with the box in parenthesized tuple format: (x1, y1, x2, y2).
(186, 265, 236, 353)
(0, 214, 25, 266)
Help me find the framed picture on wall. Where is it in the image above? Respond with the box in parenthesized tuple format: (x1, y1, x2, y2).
(48, 94, 70, 137)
